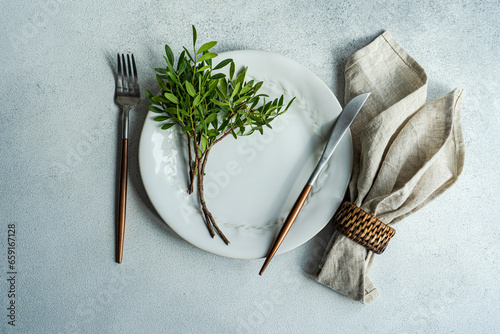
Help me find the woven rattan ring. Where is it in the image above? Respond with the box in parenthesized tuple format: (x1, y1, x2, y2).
(332, 201, 395, 254)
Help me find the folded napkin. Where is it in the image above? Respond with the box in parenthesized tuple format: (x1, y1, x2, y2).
(315, 32, 465, 304)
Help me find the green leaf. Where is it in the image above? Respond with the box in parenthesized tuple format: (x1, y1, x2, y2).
(164, 92, 179, 104)
(219, 78, 228, 96)
(161, 123, 176, 130)
(197, 65, 211, 72)
(145, 89, 153, 100)
(149, 106, 164, 113)
(165, 107, 179, 114)
(285, 97, 296, 111)
(208, 80, 218, 95)
(213, 58, 232, 70)
(219, 105, 231, 113)
(185, 81, 196, 97)
(247, 113, 258, 121)
(155, 67, 167, 74)
(163, 56, 173, 71)
(210, 98, 229, 106)
(165, 44, 174, 66)
(211, 113, 218, 128)
(156, 74, 169, 91)
(240, 84, 252, 95)
(151, 95, 169, 103)
(200, 135, 207, 151)
(249, 96, 259, 110)
(197, 52, 217, 63)
(235, 67, 247, 85)
(166, 71, 179, 85)
(196, 41, 217, 55)
(218, 119, 229, 131)
(215, 87, 225, 100)
(178, 57, 187, 75)
(193, 95, 201, 107)
(183, 47, 194, 62)
(177, 108, 190, 116)
(192, 25, 197, 48)
(177, 51, 186, 70)
(230, 82, 241, 99)
(195, 123, 204, 133)
(229, 61, 235, 79)
(234, 95, 251, 105)
(210, 73, 225, 80)
(154, 116, 169, 122)
(207, 129, 219, 138)
(205, 113, 217, 125)
(202, 90, 213, 102)
(253, 81, 263, 93)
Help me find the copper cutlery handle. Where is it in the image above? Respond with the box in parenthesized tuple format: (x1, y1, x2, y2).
(115, 53, 139, 263)
(259, 184, 312, 275)
(117, 138, 128, 263)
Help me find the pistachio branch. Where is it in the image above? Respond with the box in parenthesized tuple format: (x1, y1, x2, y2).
(191, 134, 215, 238)
(198, 148, 230, 245)
(187, 134, 195, 194)
(147, 25, 295, 245)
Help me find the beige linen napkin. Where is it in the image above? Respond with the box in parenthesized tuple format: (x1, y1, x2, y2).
(315, 31, 465, 304)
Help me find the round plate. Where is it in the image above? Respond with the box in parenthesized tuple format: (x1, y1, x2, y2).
(139, 50, 352, 259)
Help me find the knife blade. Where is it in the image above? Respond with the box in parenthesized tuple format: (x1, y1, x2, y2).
(259, 92, 370, 275)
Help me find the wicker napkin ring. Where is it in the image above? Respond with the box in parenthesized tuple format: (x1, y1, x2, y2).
(332, 201, 395, 254)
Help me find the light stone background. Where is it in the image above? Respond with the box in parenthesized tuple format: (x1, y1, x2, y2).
(1, 0, 499, 333)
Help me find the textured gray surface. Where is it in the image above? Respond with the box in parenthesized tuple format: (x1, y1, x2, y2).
(1, 0, 499, 333)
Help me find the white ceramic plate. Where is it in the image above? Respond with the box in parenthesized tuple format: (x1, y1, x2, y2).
(139, 50, 352, 259)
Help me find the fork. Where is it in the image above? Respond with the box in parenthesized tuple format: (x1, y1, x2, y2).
(115, 54, 140, 263)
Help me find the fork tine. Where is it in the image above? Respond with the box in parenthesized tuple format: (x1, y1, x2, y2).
(131, 54, 139, 91)
(127, 54, 133, 94)
(121, 54, 128, 93)
(127, 54, 132, 77)
(116, 53, 123, 93)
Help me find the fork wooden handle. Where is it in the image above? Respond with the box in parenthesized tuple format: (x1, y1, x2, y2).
(117, 138, 128, 263)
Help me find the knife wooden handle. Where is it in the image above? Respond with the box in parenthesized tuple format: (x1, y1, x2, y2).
(117, 138, 128, 263)
(259, 184, 313, 275)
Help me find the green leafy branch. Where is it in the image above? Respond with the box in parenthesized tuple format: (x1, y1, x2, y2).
(147, 26, 295, 244)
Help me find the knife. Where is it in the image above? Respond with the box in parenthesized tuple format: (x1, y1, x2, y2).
(259, 92, 370, 275)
